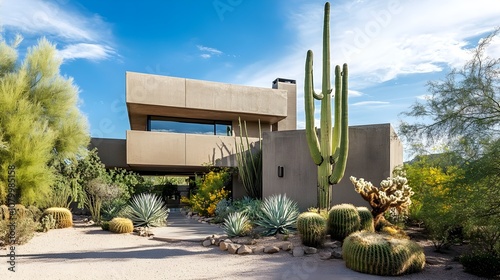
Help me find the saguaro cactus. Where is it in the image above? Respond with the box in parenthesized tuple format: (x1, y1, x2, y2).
(305, 2, 349, 209)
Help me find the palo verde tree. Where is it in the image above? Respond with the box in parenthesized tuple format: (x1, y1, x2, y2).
(400, 28, 500, 158)
(304, 2, 349, 210)
(0, 35, 89, 205)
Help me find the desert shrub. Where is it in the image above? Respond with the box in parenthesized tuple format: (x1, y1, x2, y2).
(460, 252, 500, 278)
(84, 178, 123, 223)
(255, 194, 299, 236)
(0, 215, 38, 245)
(125, 193, 169, 227)
(101, 200, 128, 221)
(43, 207, 73, 228)
(297, 212, 326, 247)
(109, 217, 134, 234)
(39, 214, 56, 232)
(0, 204, 9, 220)
(222, 212, 251, 237)
(343, 231, 425, 276)
(180, 169, 230, 217)
(27, 205, 42, 222)
(234, 196, 262, 224)
(214, 198, 232, 223)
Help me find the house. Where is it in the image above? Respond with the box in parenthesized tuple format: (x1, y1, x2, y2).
(92, 72, 403, 210)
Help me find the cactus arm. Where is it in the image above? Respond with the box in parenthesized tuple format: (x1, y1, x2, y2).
(331, 65, 342, 162)
(305, 50, 323, 165)
(330, 63, 349, 184)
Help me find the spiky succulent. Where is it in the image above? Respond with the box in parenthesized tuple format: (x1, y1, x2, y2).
(222, 212, 251, 237)
(125, 193, 169, 227)
(256, 194, 299, 236)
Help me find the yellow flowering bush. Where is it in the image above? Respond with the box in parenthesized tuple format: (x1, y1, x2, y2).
(181, 169, 230, 217)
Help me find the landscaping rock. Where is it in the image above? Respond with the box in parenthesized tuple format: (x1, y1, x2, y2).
(331, 247, 343, 259)
(202, 239, 212, 247)
(232, 237, 256, 245)
(264, 246, 280, 254)
(219, 241, 232, 251)
(293, 247, 305, 257)
(237, 245, 253, 255)
(252, 246, 265, 254)
(280, 242, 292, 251)
(324, 241, 342, 249)
(319, 252, 332, 260)
(227, 244, 240, 254)
(304, 246, 318, 254)
(214, 235, 228, 246)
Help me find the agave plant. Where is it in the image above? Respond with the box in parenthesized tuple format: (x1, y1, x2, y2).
(256, 194, 299, 236)
(222, 212, 251, 237)
(125, 193, 169, 227)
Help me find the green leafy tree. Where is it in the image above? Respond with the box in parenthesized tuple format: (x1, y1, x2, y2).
(400, 28, 499, 157)
(0, 36, 89, 205)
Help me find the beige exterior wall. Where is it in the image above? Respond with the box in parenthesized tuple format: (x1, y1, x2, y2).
(126, 130, 259, 168)
(126, 72, 291, 133)
(262, 124, 403, 211)
(273, 78, 297, 131)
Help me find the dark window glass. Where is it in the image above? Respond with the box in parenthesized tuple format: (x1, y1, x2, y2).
(148, 116, 232, 136)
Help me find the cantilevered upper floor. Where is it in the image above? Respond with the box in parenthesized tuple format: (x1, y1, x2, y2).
(124, 72, 297, 172)
(126, 72, 296, 136)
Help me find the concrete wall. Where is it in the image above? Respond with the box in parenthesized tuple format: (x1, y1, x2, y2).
(126, 72, 290, 134)
(273, 78, 297, 131)
(90, 138, 128, 169)
(262, 124, 403, 211)
(126, 130, 259, 168)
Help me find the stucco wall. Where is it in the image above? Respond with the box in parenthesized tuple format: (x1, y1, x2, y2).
(262, 124, 403, 211)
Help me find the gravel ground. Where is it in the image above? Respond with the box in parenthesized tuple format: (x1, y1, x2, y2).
(0, 220, 488, 280)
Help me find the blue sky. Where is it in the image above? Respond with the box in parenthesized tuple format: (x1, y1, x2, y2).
(1, 0, 500, 153)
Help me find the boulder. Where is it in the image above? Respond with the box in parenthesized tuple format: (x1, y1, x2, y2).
(219, 241, 231, 251)
(202, 239, 212, 247)
(304, 246, 318, 254)
(237, 245, 253, 255)
(264, 246, 280, 254)
(252, 246, 265, 254)
(331, 247, 343, 259)
(227, 244, 241, 254)
(281, 242, 292, 251)
(319, 252, 332, 260)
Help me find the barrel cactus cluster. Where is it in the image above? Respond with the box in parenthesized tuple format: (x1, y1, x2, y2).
(357, 207, 375, 232)
(109, 217, 134, 234)
(343, 231, 425, 276)
(327, 204, 361, 241)
(297, 212, 327, 247)
(43, 207, 73, 228)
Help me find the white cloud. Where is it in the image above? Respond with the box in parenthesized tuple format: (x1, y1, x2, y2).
(228, 0, 500, 128)
(352, 101, 390, 106)
(197, 45, 223, 59)
(58, 43, 116, 61)
(197, 45, 223, 55)
(348, 90, 364, 97)
(0, 0, 115, 61)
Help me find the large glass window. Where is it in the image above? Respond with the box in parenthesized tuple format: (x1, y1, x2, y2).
(148, 116, 232, 136)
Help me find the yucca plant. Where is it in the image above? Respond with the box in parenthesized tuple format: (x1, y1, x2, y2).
(125, 193, 169, 227)
(256, 194, 299, 236)
(222, 212, 251, 237)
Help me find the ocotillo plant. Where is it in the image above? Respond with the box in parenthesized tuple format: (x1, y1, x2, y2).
(304, 2, 349, 209)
